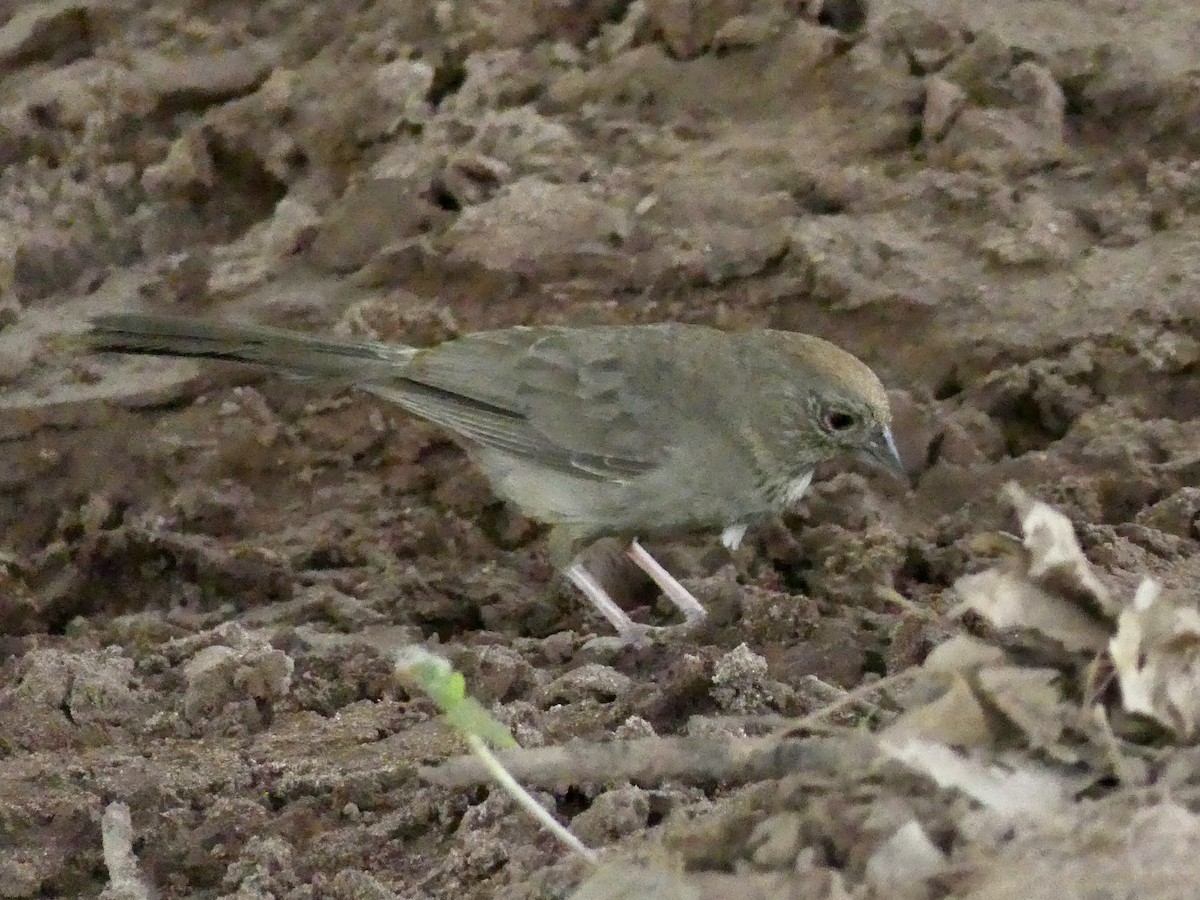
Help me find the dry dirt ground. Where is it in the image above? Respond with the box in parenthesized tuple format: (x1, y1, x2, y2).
(2, 0, 1200, 897)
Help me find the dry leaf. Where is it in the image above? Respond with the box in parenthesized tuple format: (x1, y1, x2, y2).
(974, 666, 1066, 749)
(923, 635, 1010, 673)
(1004, 483, 1119, 618)
(885, 674, 998, 748)
(1109, 579, 1200, 741)
(950, 485, 1119, 654)
(865, 820, 949, 899)
(952, 569, 1110, 653)
(881, 739, 1068, 818)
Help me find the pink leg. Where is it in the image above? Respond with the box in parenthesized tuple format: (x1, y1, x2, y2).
(566, 561, 649, 644)
(625, 539, 707, 625)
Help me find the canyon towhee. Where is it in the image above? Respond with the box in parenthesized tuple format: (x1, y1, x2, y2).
(83, 314, 903, 642)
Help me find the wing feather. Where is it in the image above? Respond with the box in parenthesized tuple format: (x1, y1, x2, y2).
(366, 379, 656, 482)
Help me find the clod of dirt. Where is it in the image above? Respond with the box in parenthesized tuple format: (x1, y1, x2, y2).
(711, 643, 788, 715)
(880, 10, 968, 75)
(570, 785, 651, 845)
(922, 75, 967, 142)
(645, 0, 770, 59)
(452, 642, 541, 703)
(327, 868, 396, 900)
(0, 647, 143, 750)
(0, 1, 93, 77)
(310, 178, 448, 274)
(442, 177, 629, 281)
(1136, 487, 1200, 540)
(955, 801, 1200, 900)
(219, 835, 303, 896)
(931, 58, 1067, 175)
(207, 196, 322, 295)
(541, 663, 632, 706)
(130, 44, 278, 112)
(182, 628, 294, 726)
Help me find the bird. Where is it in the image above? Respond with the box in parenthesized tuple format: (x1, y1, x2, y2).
(81, 313, 904, 642)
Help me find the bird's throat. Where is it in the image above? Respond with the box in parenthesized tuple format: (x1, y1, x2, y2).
(784, 470, 814, 506)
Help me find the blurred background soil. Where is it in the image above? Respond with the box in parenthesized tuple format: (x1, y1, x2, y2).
(0, 0, 1199, 896)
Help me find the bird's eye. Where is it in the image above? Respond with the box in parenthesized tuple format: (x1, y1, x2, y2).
(822, 409, 858, 433)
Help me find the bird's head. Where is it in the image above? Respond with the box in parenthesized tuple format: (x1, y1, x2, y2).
(774, 332, 905, 478)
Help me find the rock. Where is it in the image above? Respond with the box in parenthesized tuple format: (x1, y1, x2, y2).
(182, 635, 294, 725)
(923, 75, 966, 141)
(880, 10, 967, 74)
(643, 0, 758, 59)
(0, 0, 93, 77)
(936, 107, 1064, 175)
(207, 195, 321, 293)
(131, 43, 279, 111)
(442, 176, 627, 280)
(309, 178, 448, 273)
(540, 662, 632, 705)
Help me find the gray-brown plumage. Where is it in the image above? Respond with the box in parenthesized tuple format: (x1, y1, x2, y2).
(83, 313, 903, 641)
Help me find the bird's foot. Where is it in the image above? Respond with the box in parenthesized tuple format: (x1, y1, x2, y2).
(583, 617, 704, 652)
(568, 559, 706, 647)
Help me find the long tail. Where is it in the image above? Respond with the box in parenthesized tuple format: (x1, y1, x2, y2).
(83, 312, 417, 382)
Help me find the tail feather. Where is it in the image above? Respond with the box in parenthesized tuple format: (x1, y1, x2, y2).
(84, 313, 416, 382)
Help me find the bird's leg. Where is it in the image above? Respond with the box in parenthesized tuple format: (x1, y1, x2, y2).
(566, 561, 649, 644)
(555, 526, 703, 642)
(625, 539, 707, 626)
(553, 526, 652, 642)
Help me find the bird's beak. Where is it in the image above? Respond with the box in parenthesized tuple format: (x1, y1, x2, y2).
(860, 426, 907, 479)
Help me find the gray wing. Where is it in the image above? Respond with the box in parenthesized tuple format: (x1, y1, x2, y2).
(365, 325, 711, 482)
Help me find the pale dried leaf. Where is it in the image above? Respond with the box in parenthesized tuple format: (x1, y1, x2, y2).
(975, 666, 1066, 749)
(1004, 483, 1119, 617)
(570, 864, 701, 900)
(924, 634, 1010, 673)
(865, 820, 949, 899)
(885, 674, 998, 748)
(952, 569, 1110, 653)
(1110, 579, 1200, 740)
(882, 739, 1069, 818)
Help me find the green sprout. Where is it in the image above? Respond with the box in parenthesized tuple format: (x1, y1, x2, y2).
(396, 646, 598, 864)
